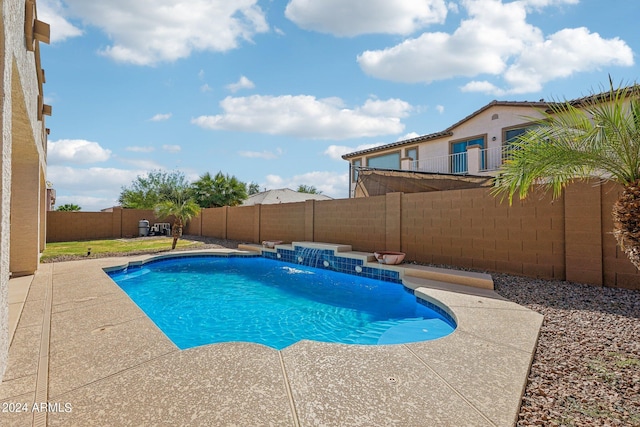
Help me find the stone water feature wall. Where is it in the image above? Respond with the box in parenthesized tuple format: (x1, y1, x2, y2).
(261, 243, 401, 284)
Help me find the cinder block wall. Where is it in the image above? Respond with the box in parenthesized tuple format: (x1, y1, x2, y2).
(200, 207, 227, 238)
(260, 202, 306, 243)
(600, 182, 639, 288)
(47, 212, 114, 242)
(314, 197, 387, 252)
(46, 182, 639, 289)
(226, 205, 257, 242)
(121, 209, 156, 238)
(401, 188, 565, 279)
(47, 209, 159, 242)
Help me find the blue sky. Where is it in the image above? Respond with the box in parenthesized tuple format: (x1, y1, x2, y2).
(39, 0, 638, 211)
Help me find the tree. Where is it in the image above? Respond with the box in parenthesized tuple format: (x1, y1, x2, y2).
(56, 203, 81, 211)
(297, 184, 322, 194)
(154, 189, 201, 250)
(493, 81, 640, 269)
(190, 171, 248, 208)
(248, 182, 261, 195)
(119, 170, 189, 209)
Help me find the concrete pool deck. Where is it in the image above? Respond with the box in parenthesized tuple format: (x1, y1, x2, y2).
(1, 250, 543, 426)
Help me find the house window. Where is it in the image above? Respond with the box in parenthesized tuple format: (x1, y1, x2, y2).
(405, 147, 418, 160)
(367, 152, 400, 170)
(505, 127, 529, 144)
(352, 158, 361, 182)
(450, 136, 485, 174)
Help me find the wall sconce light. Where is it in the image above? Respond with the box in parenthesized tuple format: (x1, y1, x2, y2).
(492, 136, 497, 141)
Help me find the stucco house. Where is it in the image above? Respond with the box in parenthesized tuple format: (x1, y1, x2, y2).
(0, 0, 50, 379)
(342, 100, 553, 197)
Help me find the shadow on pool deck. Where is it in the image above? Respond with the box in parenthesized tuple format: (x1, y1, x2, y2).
(1, 250, 543, 427)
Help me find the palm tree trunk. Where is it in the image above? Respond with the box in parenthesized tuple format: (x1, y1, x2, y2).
(171, 218, 183, 250)
(612, 180, 640, 270)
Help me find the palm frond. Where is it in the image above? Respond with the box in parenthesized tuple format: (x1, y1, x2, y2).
(493, 82, 640, 203)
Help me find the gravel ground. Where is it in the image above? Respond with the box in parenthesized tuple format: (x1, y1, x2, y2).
(44, 237, 640, 426)
(494, 274, 640, 427)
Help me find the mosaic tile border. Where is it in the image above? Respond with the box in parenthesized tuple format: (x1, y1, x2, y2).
(404, 286, 457, 327)
(263, 245, 401, 284)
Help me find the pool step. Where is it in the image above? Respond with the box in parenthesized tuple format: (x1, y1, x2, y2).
(343, 318, 423, 345)
(402, 265, 494, 290)
(237, 242, 493, 290)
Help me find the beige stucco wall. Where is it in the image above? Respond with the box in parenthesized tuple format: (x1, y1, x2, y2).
(450, 104, 546, 152)
(348, 104, 548, 195)
(1, 0, 49, 380)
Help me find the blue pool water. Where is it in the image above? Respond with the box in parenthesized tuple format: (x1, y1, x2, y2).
(108, 256, 456, 350)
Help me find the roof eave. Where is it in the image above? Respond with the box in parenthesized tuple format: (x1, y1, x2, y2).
(341, 130, 453, 159)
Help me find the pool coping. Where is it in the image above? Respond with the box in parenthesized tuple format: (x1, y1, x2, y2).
(1, 249, 543, 426)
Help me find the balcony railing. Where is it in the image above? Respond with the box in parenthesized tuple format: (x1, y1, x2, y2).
(409, 152, 468, 175)
(479, 145, 513, 172)
(407, 145, 514, 175)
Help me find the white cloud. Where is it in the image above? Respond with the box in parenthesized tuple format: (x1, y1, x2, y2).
(263, 171, 349, 198)
(264, 174, 283, 187)
(149, 113, 172, 122)
(500, 27, 634, 94)
(461, 80, 504, 95)
(38, 0, 83, 43)
(324, 143, 385, 160)
(397, 132, 420, 141)
(192, 95, 412, 139)
(61, 0, 269, 65)
(359, 98, 412, 118)
(200, 84, 213, 93)
(47, 139, 111, 164)
(118, 158, 165, 170)
(149, 113, 171, 122)
(47, 165, 146, 211)
(125, 146, 155, 153)
(48, 166, 140, 188)
(435, 105, 445, 114)
(238, 148, 282, 159)
(226, 76, 255, 93)
(285, 0, 448, 37)
(162, 144, 181, 152)
(521, 0, 578, 7)
(53, 195, 117, 212)
(357, 0, 633, 94)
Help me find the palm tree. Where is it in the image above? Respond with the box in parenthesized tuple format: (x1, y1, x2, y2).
(493, 81, 640, 269)
(248, 181, 261, 195)
(154, 190, 201, 250)
(189, 171, 248, 208)
(56, 203, 81, 211)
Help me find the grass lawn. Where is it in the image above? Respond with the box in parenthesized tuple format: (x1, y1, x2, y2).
(41, 237, 204, 262)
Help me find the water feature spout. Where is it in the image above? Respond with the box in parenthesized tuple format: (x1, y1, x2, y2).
(296, 247, 324, 268)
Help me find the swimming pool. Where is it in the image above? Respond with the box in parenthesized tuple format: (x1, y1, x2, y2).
(108, 255, 456, 350)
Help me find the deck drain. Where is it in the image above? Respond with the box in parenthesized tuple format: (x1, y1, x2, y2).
(387, 377, 398, 384)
